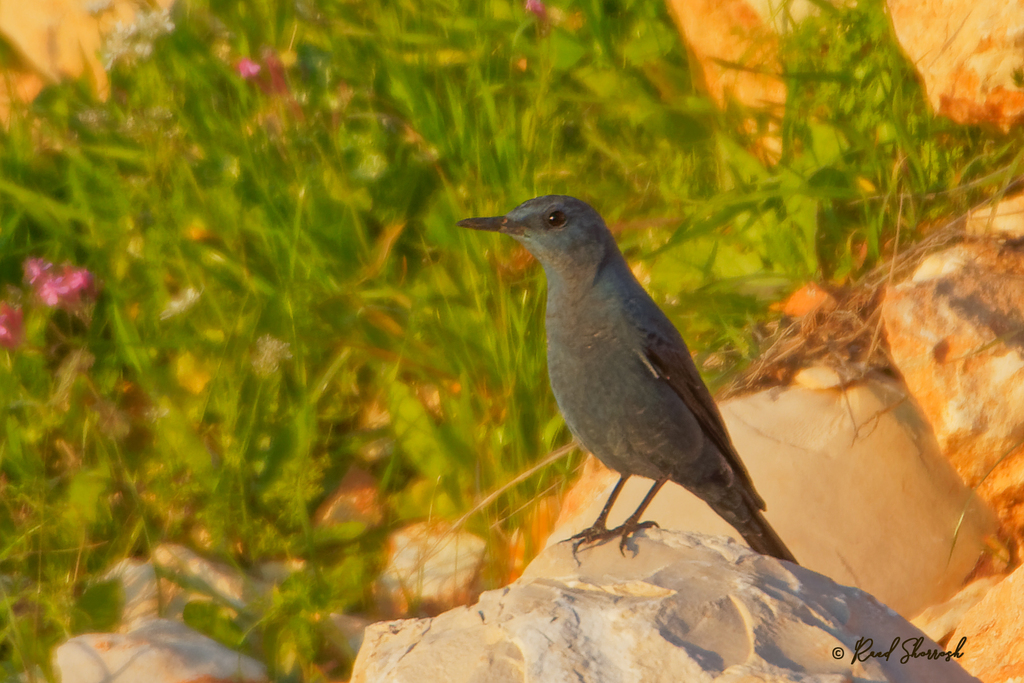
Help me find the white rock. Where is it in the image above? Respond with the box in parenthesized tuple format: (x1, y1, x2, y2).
(377, 521, 486, 616)
(965, 193, 1024, 238)
(153, 543, 269, 610)
(54, 618, 267, 683)
(548, 373, 997, 618)
(912, 248, 969, 282)
(352, 529, 978, 683)
(102, 558, 174, 630)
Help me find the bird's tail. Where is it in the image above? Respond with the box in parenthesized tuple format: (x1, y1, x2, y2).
(712, 495, 798, 564)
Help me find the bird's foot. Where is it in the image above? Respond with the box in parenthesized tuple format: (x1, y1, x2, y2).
(568, 518, 659, 559)
(615, 519, 658, 556)
(569, 523, 617, 559)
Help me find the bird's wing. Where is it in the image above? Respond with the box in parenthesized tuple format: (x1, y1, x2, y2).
(624, 298, 765, 511)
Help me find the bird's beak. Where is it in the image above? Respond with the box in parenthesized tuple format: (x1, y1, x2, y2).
(456, 215, 509, 233)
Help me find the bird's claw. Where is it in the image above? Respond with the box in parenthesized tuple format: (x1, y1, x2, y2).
(569, 524, 615, 560)
(617, 520, 658, 555)
(568, 519, 660, 560)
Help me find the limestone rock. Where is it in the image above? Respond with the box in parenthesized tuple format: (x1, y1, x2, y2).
(376, 521, 487, 617)
(352, 529, 979, 683)
(54, 618, 267, 683)
(881, 241, 1024, 541)
(887, 0, 1024, 130)
(950, 563, 1024, 682)
(549, 372, 997, 618)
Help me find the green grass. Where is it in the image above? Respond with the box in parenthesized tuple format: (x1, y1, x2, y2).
(1, 0, 1022, 678)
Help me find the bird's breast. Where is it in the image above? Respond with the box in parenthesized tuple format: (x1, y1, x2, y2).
(545, 317, 703, 480)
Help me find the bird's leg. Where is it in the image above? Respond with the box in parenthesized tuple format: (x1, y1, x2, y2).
(610, 478, 667, 555)
(569, 475, 629, 556)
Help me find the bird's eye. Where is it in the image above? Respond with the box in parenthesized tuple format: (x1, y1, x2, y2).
(547, 211, 567, 228)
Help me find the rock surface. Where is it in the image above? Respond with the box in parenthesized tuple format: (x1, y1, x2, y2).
(950, 563, 1024, 683)
(549, 372, 997, 618)
(887, 0, 1024, 130)
(881, 241, 1024, 542)
(54, 618, 267, 683)
(352, 529, 979, 683)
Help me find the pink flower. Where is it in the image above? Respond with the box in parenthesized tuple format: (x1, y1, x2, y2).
(0, 302, 22, 349)
(63, 266, 93, 293)
(237, 58, 261, 79)
(37, 277, 66, 307)
(23, 258, 96, 310)
(525, 0, 547, 19)
(23, 258, 52, 285)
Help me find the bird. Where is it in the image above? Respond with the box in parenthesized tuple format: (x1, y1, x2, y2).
(458, 195, 797, 563)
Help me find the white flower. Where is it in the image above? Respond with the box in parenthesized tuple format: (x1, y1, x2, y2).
(101, 9, 175, 70)
(160, 287, 202, 320)
(252, 335, 292, 377)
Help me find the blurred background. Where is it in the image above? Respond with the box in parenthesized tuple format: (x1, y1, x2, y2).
(1, 0, 1023, 679)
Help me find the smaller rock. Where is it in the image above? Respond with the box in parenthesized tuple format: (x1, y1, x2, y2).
(255, 558, 306, 584)
(911, 248, 969, 283)
(950, 563, 1024, 682)
(54, 618, 267, 683)
(888, 0, 1024, 130)
(153, 544, 269, 610)
(102, 558, 175, 630)
(882, 241, 1024, 543)
(376, 521, 486, 617)
(966, 193, 1024, 238)
(315, 466, 383, 528)
(911, 576, 1003, 644)
(792, 364, 844, 389)
(777, 281, 837, 317)
(665, 0, 787, 161)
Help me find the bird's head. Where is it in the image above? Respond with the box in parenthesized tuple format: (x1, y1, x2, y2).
(457, 195, 615, 278)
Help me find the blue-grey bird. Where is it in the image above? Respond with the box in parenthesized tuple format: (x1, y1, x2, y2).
(458, 195, 796, 562)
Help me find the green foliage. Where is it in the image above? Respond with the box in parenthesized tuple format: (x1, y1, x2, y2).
(0, 0, 1022, 676)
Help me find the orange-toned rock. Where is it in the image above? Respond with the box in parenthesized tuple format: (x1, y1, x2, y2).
(950, 565, 1024, 682)
(775, 282, 837, 317)
(665, 0, 788, 161)
(315, 466, 384, 528)
(0, 1, 109, 98)
(0, 0, 175, 122)
(888, 0, 1024, 130)
(881, 242, 1024, 542)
